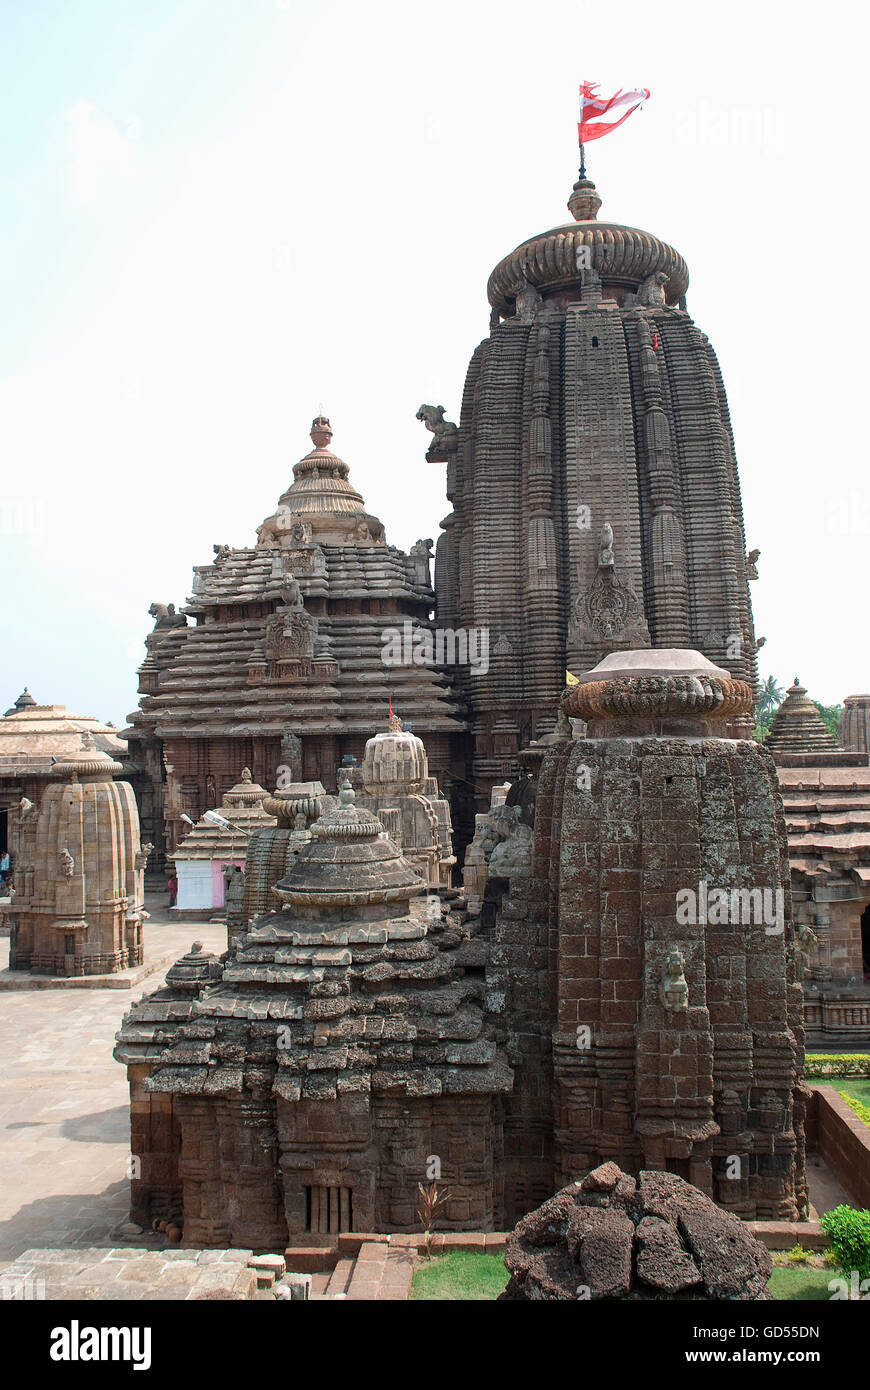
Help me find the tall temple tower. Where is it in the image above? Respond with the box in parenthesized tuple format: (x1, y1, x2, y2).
(426, 175, 759, 811)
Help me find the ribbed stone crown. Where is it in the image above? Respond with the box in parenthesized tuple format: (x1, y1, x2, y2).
(487, 179, 689, 314)
(563, 648, 753, 737)
(273, 780, 425, 914)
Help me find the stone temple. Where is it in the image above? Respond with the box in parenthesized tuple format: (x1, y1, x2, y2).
(765, 680, 870, 1046)
(113, 164, 810, 1242)
(127, 417, 464, 868)
(420, 173, 760, 821)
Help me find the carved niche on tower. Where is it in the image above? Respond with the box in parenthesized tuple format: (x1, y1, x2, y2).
(569, 522, 651, 649)
(263, 581, 317, 680)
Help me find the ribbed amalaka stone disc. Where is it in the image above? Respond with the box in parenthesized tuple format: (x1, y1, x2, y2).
(274, 783, 425, 909)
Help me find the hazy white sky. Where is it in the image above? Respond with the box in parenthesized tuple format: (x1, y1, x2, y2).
(1, 0, 866, 723)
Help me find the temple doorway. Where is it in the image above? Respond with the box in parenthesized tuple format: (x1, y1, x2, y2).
(861, 904, 870, 979)
(0, 809, 7, 856)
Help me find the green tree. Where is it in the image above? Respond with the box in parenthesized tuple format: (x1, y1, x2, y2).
(813, 701, 844, 741)
(754, 674, 785, 741)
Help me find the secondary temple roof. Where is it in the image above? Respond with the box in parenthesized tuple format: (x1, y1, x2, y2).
(171, 768, 276, 862)
(127, 419, 464, 746)
(0, 696, 128, 777)
(765, 679, 838, 755)
(116, 785, 511, 1104)
(764, 680, 870, 893)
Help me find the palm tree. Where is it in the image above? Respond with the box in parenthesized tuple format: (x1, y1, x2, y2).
(754, 675, 785, 741)
(757, 675, 785, 717)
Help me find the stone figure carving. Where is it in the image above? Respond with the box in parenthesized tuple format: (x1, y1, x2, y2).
(224, 865, 245, 916)
(19, 796, 35, 818)
(659, 947, 689, 1011)
(577, 566, 649, 645)
(794, 922, 818, 980)
(280, 578, 303, 608)
(80, 731, 95, 751)
(597, 521, 615, 568)
(280, 731, 302, 779)
(416, 404, 458, 461)
(756, 636, 767, 650)
(213, 543, 231, 564)
(572, 520, 651, 647)
(265, 609, 316, 663)
(148, 602, 187, 631)
(410, 538, 434, 587)
(514, 277, 543, 322)
(487, 805, 533, 879)
(637, 271, 669, 307)
(746, 548, 760, 580)
(59, 848, 75, 879)
(134, 842, 153, 870)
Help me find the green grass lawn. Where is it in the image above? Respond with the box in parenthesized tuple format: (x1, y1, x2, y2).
(768, 1267, 836, 1301)
(409, 1250, 839, 1301)
(830, 1078, 870, 1109)
(410, 1250, 510, 1300)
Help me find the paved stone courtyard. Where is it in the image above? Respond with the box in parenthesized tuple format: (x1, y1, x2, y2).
(0, 903, 225, 1268)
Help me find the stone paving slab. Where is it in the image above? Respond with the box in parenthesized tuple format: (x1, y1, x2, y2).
(0, 1247, 263, 1300)
(0, 908, 225, 1263)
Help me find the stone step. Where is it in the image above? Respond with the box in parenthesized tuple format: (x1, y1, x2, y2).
(324, 1256, 355, 1297)
(344, 1241, 389, 1301)
(344, 1242, 415, 1301)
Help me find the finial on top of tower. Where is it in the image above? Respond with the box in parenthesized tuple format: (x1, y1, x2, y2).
(568, 175, 602, 222)
(310, 415, 333, 450)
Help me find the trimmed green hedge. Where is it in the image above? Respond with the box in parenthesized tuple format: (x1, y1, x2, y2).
(804, 1053, 870, 1079)
(840, 1091, 870, 1128)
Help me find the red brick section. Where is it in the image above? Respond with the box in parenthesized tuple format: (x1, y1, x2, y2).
(749, 1221, 828, 1251)
(812, 1086, 870, 1209)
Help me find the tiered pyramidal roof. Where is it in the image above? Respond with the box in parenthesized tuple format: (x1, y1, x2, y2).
(126, 418, 464, 861)
(765, 678, 837, 755)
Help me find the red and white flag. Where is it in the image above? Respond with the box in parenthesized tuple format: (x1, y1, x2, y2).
(579, 81, 650, 144)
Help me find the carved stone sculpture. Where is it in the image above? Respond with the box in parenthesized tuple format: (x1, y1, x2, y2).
(637, 270, 669, 306)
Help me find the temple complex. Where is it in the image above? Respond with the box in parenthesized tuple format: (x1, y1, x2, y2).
(125, 417, 465, 868)
(419, 174, 760, 821)
(765, 681, 870, 1046)
(116, 652, 808, 1236)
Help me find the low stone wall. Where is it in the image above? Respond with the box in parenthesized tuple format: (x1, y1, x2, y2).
(811, 1085, 870, 1209)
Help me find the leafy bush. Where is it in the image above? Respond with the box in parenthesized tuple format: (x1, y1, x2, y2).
(804, 1053, 870, 1079)
(819, 1205, 870, 1283)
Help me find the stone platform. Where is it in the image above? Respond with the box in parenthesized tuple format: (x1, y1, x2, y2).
(0, 1248, 314, 1301)
(0, 902, 224, 990)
